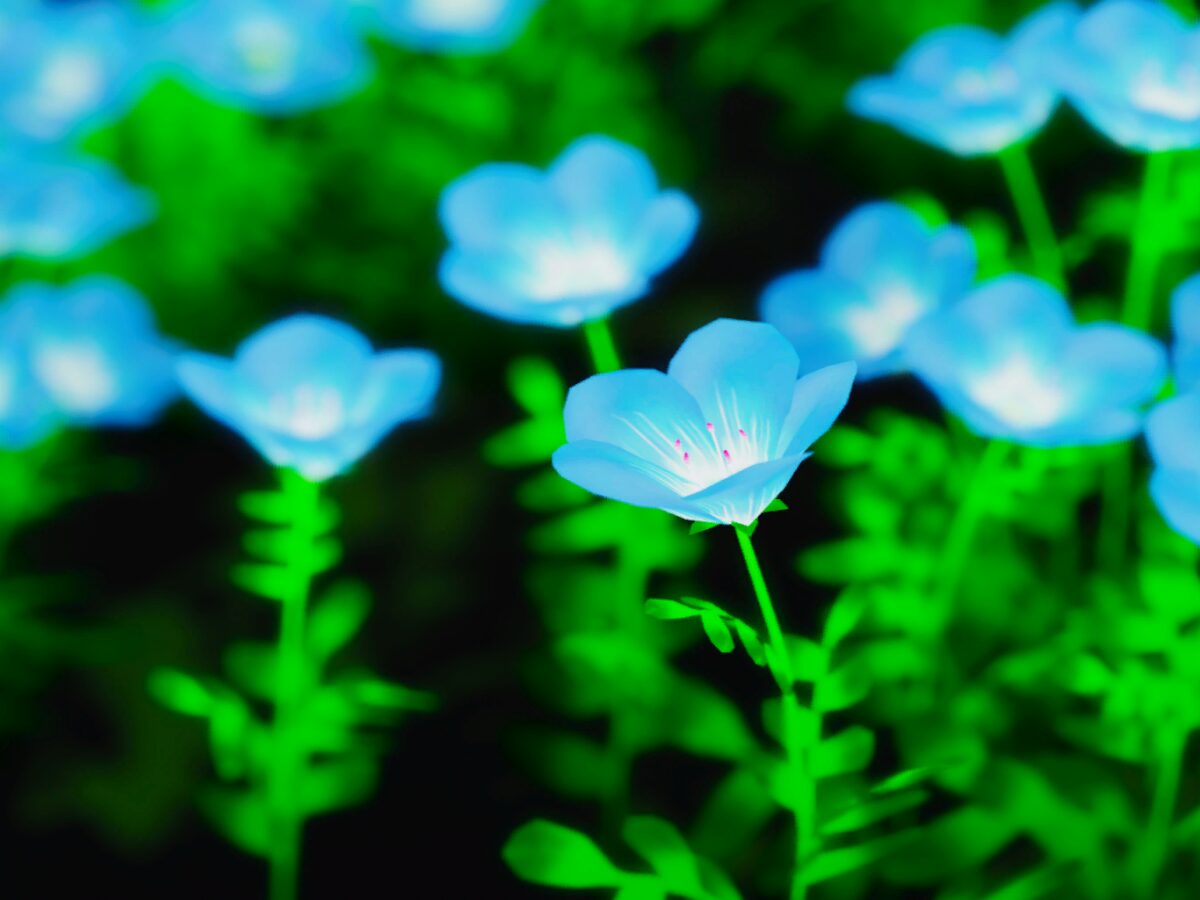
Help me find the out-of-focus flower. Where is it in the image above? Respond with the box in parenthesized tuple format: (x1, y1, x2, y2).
(905, 274, 1166, 446)
(439, 135, 700, 327)
(759, 202, 976, 378)
(0, 149, 155, 260)
(0, 1, 146, 144)
(1170, 273, 1200, 391)
(1146, 394, 1200, 543)
(847, 3, 1078, 156)
(157, 0, 371, 115)
(551, 319, 856, 526)
(0, 301, 55, 450)
(177, 315, 441, 481)
(1055, 0, 1200, 151)
(7, 278, 177, 427)
(355, 0, 543, 53)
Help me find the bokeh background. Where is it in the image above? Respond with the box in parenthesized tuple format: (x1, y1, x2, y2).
(1, 0, 1189, 897)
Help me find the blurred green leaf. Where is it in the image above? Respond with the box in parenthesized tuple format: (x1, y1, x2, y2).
(503, 820, 624, 888)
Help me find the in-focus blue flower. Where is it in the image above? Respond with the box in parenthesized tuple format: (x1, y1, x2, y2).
(847, 3, 1078, 156)
(355, 0, 543, 53)
(0, 149, 155, 260)
(1146, 394, 1200, 543)
(904, 274, 1166, 446)
(760, 202, 976, 378)
(1170, 273, 1200, 391)
(439, 135, 700, 327)
(6, 277, 178, 427)
(177, 315, 441, 481)
(0, 299, 55, 450)
(1055, 0, 1200, 151)
(0, 1, 147, 144)
(158, 0, 371, 115)
(551, 319, 856, 526)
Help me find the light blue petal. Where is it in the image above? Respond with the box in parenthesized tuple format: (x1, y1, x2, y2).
(628, 190, 700, 276)
(1008, 2, 1081, 75)
(439, 162, 562, 249)
(684, 453, 809, 526)
(758, 269, 864, 374)
(548, 135, 657, 242)
(1150, 468, 1200, 545)
(780, 361, 857, 456)
(353, 348, 442, 434)
(177, 351, 248, 431)
(1172, 273, 1200, 389)
(235, 314, 373, 397)
(1065, 323, 1166, 408)
(897, 25, 1005, 85)
(551, 439, 699, 519)
(666, 319, 799, 450)
(1146, 394, 1200, 472)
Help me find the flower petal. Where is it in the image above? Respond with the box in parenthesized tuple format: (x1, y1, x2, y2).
(548, 135, 658, 240)
(439, 162, 563, 249)
(684, 453, 810, 525)
(552, 439, 699, 518)
(1064, 323, 1166, 409)
(759, 269, 865, 373)
(1150, 468, 1200, 544)
(1172, 273, 1200, 390)
(235, 314, 373, 396)
(779, 361, 857, 456)
(1146, 394, 1200, 473)
(628, 190, 700, 276)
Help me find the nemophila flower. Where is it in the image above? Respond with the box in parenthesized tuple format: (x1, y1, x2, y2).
(904, 274, 1166, 446)
(847, 3, 1078, 156)
(551, 319, 856, 526)
(439, 135, 700, 327)
(759, 202, 976, 379)
(356, 0, 543, 53)
(1055, 0, 1200, 151)
(157, 0, 371, 115)
(1170, 273, 1200, 391)
(0, 149, 155, 260)
(177, 315, 441, 481)
(7, 278, 178, 427)
(1146, 395, 1200, 543)
(0, 302, 55, 450)
(0, 1, 146, 144)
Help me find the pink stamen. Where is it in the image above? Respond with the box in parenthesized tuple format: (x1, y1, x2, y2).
(738, 428, 747, 438)
(683, 452, 690, 463)
(706, 422, 714, 431)
(723, 449, 732, 461)
(674, 439, 682, 448)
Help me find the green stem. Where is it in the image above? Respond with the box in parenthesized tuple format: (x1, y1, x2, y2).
(268, 469, 323, 900)
(935, 440, 1009, 618)
(1134, 729, 1186, 898)
(734, 524, 812, 900)
(998, 143, 1065, 288)
(583, 316, 622, 374)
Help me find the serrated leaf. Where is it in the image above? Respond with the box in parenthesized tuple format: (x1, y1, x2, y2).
(823, 592, 865, 647)
(701, 613, 735, 653)
(503, 820, 624, 888)
(822, 789, 927, 835)
(804, 831, 914, 885)
(148, 668, 214, 716)
(813, 726, 875, 779)
(309, 581, 371, 661)
(814, 661, 870, 712)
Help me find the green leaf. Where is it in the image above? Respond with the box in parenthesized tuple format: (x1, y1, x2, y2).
(645, 597, 705, 620)
(623, 816, 702, 893)
(804, 831, 915, 885)
(210, 695, 252, 781)
(224, 642, 276, 701)
(614, 885, 666, 900)
(148, 668, 214, 716)
(309, 581, 372, 661)
(701, 613, 735, 653)
(813, 726, 875, 778)
(814, 661, 870, 712)
(349, 677, 437, 712)
(307, 536, 343, 576)
(238, 490, 291, 524)
(732, 620, 766, 665)
(301, 756, 377, 816)
(787, 637, 828, 682)
(503, 820, 624, 888)
(508, 356, 565, 416)
(823, 592, 865, 647)
(690, 520, 719, 535)
(231, 562, 291, 602)
(822, 789, 927, 835)
(514, 730, 619, 800)
(200, 787, 270, 857)
(243, 527, 293, 564)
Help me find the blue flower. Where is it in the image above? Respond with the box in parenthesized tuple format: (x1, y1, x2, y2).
(0, 1, 147, 144)
(551, 319, 856, 526)
(439, 135, 700, 328)
(1054, 0, 1200, 151)
(904, 274, 1166, 446)
(6, 277, 178, 428)
(177, 315, 441, 481)
(1170, 273, 1200, 391)
(1147, 394, 1200, 543)
(0, 300, 55, 450)
(0, 148, 155, 260)
(355, 0, 543, 53)
(847, 3, 1078, 156)
(759, 202, 976, 378)
(157, 0, 371, 115)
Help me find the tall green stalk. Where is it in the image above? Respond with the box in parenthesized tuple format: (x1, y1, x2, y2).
(936, 440, 1009, 617)
(583, 316, 622, 374)
(998, 143, 1065, 288)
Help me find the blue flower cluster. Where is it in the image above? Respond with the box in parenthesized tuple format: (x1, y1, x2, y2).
(849, 0, 1200, 156)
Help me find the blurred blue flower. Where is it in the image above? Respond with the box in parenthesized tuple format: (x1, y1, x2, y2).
(0, 1, 147, 144)
(1147, 394, 1200, 543)
(177, 315, 441, 481)
(355, 0, 543, 53)
(0, 300, 55, 450)
(760, 202, 976, 378)
(439, 135, 700, 327)
(0, 149, 155, 260)
(552, 319, 856, 526)
(8, 277, 178, 427)
(1170, 273, 1200, 391)
(1055, 0, 1200, 151)
(847, 3, 1078, 156)
(905, 274, 1166, 446)
(158, 0, 371, 115)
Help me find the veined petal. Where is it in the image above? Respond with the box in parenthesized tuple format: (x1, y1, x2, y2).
(780, 361, 857, 456)
(354, 348, 441, 426)
(684, 453, 809, 525)
(551, 439, 699, 518)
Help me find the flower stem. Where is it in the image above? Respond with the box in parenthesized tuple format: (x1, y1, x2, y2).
(1133, 728, 1186, 899)
(734, 524, 812, 900)
(268, 468, 323, 900)
(583, 317, 622, 374)
(998, 143, 1065, 289)
(936, 440, 1008, 618)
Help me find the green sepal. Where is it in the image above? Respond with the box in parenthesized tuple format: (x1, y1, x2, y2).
(690, 520, 720, 535)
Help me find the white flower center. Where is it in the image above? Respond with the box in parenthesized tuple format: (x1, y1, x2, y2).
(966, 353, 1069, 429)
(842, 283, 925, 358)
(622, 411, 774, 497)
(522, 235, 636, 305)
(269, 384, 345, 439)
(234, 15, 298, 80)
(409, 0, 505, 29)
(34, 341, 118, 415)
(36, 50, 104, 117)
(948, 64, 1019, 102)
(1131, 60, 1200, 120)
